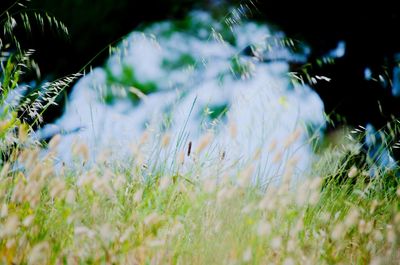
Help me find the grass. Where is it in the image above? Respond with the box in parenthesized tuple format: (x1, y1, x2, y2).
(1, 1, 400, 264)
(0, 132, 399, 264)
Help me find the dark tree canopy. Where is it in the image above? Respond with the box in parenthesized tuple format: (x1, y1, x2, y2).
(255, 1, 400, 128)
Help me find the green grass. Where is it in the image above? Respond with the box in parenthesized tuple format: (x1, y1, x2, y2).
(0, 137, 399, 264)
(1, 2, 399, 264)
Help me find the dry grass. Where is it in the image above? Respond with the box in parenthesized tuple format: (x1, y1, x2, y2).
(0, 131, 399, 264)
(1, 2, 399, 264)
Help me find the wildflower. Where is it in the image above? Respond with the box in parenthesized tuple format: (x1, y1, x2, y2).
(50, 178, 66, 199)
(286, 239, 296, 252)
(348, 166, 358, 178)
(133, 189, 144, 203)
(120, 227, 135, 243)
(161, 133, 170, 147)
(331, 223, 345, 240)
(291, 219, 304, 236)
(308, 191, 320, 205)
(213, 220, 222, 233)
(98, 223, 117, 244)
(373, 230, 384, 242)
(139, 131, 150, 145)
(295, 182, 310, 206)
(320, 212, 331, 223)
(282, 167, 293, 187)
(217, 187, 235, 202)
(178, 182, 190, 195)
(144, 213, 160, 227)
(284, 128, 302, 148)
(112, 174, 126, 190)
(369, 257, 382, 265)
(259, 192, 277, 211)
(370, 200, 379, 214)
(242, 247, 252, 262)
(203, 179, 217, 193)
(97, 150, 112, 164)
(75, 226, 96, 239)
(283, 257, 295, 265)
(257, 222, 272, 236)
(229, 123, 237, 139)
(0, 214, 19, 238)
(271, 236, 282, 250)
(72, 142, 89, 161)
(344, 208, 360, 227)
(29, 164, 43, 180)
(146, 238, 166, 248)
(173, 151, 183, 166)
(272, 150, 283, 164)
(386, 225, 395, 243)
(196, 132, 213, 154)
(253, 147, 261, 160)
(93, 177, 114, 197)
(287, 155, 300, 167)
(22, 215, 35, 227)
(48, 134, 61, 150)
(238, 165, 254, 187)
(6, 238, 16, 249)
(77, 170, 96, 187)
(167, 221, 184, 236)
(268, 139, 277, 152)
(65, 189, 76, 204)
(358, 219, 373, 234)
(1, 204, 8, 218)
(28, 242, 49, 265)
(159, 177, 171, 190)
(241, 204, 254, 214)
(310, 177, 323, 190)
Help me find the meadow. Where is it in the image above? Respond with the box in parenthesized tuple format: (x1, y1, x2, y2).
(0, 131, 399, 264)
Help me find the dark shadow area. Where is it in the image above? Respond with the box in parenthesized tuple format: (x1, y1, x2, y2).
(255, 1, 400, 128)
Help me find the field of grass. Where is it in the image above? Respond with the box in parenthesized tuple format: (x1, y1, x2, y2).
(0, 132, 399, 264)
(1, 2, 400, 264)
